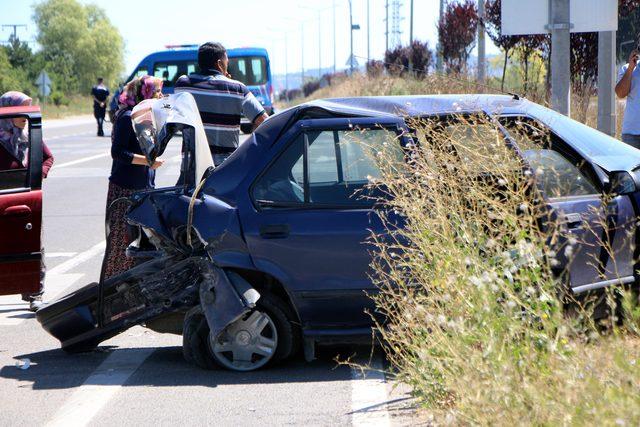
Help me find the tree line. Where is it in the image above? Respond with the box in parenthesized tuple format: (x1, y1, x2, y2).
(0, 0, 123, 103)
(363, 0, 640, 100)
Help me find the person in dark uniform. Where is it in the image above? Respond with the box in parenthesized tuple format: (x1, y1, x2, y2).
(91, 77, 110, 136)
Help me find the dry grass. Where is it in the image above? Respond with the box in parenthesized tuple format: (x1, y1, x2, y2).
(280, 73, 627, 138)
(37, 95, 94, 120)
(364, 115, 640, 425)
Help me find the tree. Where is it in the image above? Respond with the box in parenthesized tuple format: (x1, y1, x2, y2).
(32, 0, 124, 94)
(383, 40, 433, 78)
(407, 40, 434, 78)
(617, 1, 640, 62)
(437, 0, 478, 74)
(0, 48, 31, 95)
(484, 0, 548, 92)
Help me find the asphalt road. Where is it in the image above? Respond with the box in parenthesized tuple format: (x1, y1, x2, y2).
(0, 117, 417, 426)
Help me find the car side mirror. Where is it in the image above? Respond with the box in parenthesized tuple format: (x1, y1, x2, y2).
(607, 171, 637, 195)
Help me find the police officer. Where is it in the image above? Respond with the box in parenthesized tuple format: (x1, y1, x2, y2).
(91, 77, 110, 136)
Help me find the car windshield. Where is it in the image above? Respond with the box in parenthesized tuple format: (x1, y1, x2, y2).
(228, 56, 267, 86)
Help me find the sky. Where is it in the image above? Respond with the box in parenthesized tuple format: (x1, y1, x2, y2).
(0, 0, 499, 77)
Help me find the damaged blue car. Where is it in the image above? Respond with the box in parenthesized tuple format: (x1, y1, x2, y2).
(37, 92, 640, 371)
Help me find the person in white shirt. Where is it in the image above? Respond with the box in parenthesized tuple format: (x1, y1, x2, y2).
(616, 46, 640, 148)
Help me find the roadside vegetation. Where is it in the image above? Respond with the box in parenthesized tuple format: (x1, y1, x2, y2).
(0, 0, 123, 118)
(38, 95, 94, 120)
(366, 117, 640, 424)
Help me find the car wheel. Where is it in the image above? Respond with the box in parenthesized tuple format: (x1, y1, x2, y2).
(240, 124, 253, 134)
(182, 295, 298, 371)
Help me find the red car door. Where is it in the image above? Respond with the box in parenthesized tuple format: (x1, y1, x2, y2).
(0, 106, 43, 295)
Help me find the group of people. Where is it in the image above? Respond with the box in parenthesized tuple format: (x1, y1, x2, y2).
(2, 41, 639, 312)
(102, 41, 268, 280)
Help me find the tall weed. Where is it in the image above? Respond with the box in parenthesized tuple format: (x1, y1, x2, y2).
(368, 115, 640, 424)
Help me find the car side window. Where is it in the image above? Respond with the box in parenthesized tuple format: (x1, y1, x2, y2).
(0, 116, 30, 191)
(254, 127, 401, 208)
(500, 117, 599, 199)
(522, 149, 598, 198)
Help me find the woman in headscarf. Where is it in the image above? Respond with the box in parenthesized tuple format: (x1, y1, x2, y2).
(101, 75, 164, 280)
(0, 91, 55, 311)
(0, 91, 54, 177)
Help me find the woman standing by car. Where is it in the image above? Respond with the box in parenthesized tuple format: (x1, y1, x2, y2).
(100, 76, 164, 280)
(0, 91, 54, 311)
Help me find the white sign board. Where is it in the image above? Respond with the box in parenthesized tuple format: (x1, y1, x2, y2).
(501, 0, 618, 36)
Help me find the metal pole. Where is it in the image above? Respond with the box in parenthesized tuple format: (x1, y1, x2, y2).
(598, 31, 617, 136)
(318, 10, 322, 79)
(367, 0, 371, 62)
(285, 33, 289, 101)
(301, 23, 305, 86)
(436, 0, 444, 72)
(550, 0, 571, 116)
(409, 0, 414, 45)
(477, 0, 486, 83)
(333, 0, 337, 73)
(350, 0, 354, 75)
(385, 0, 389, 53)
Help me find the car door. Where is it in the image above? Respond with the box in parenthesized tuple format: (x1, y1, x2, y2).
(240, 117, 407, 331)
(0, 108, 43, 296)
(500, 116, 635, 292)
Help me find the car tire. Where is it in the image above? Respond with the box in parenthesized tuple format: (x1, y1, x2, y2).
(182, 294, 299, 371)
(240, 124, 253, 134)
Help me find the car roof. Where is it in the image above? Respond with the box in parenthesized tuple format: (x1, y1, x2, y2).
(141, 46, 269, 63)
(0, 105, 41, 116)
(300, 94, 525, 118)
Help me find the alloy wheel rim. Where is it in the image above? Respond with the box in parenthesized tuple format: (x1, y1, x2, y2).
(210, 310, 278, 371)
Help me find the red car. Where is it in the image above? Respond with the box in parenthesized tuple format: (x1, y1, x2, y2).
(0, 105, 43, 297)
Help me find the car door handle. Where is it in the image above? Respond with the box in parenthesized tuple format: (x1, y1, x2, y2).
(564, 213, 582, 229)
(259, 224, 290, 239)
(2, 205, 32, 217)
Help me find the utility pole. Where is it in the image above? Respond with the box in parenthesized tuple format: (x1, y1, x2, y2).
(550, 0, 571, 115)
(285, 33, 289, 101)
(333, 0, 337, 73)
(477, 0, 486, 84)
(367, 0, 371, 62)
(409, 0, 414, 45)
(318, 9, 322, 79)
(301, 23, 305, 87)
(436, 0, 444, 72)
(598, 30, 617, 136)
(385, 0, 389, 53)
(2, 24, 27, 40)
(349, 0, 354, 75)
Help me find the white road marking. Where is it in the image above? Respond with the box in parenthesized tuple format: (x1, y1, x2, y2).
(351, 356, 391, 427)
(46, 131, 94, 141)
(0, 273, 83, 326)
(46, 252, 76, 258)
(52, 153, 110, 169)
(48, 241, 105, 276)
(45, 347, 155, 427)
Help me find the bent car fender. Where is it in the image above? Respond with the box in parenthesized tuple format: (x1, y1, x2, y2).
(198, 263, 261, 338)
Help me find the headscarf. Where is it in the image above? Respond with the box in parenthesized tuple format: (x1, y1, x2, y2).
(0, 91, 32, 165)
(118, 75, 164, 108)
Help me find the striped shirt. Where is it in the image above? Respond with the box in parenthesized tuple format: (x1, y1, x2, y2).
(175, 70, 265, 165)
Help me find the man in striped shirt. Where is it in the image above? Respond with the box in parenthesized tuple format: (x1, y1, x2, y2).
(175, 42, 268, 165)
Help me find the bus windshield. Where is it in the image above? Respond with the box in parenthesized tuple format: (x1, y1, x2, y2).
(228, 56, 267, 86)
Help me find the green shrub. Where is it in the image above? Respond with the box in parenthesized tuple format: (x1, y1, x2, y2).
(50, 91, 70, 106)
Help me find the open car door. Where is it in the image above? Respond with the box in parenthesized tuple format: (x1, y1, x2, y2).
(0, 106, 43, 295)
